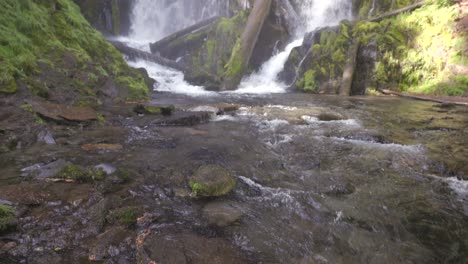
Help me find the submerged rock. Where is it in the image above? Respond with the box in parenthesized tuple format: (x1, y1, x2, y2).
(317, 112, 345, 121)
(202, 201, 243, 227)
(134, 104, 175, 116)
(189, 165, 236, 197)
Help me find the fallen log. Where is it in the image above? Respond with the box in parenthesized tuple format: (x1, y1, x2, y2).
(369, 2, 425, 22)
(379, 89, 468, 106)
(110, 41, 188, 72)
(150, 16, 222, 54)
(223, 0, 273, 90)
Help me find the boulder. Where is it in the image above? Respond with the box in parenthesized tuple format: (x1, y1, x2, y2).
(202, 201, 243, 227)
(189, 165, 236, 197)
(29, 100, 98, 123)
(153, 111, 211, 126)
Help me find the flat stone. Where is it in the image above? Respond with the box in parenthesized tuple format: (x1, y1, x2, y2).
(202, 201, 243, 227)
(29, 100, 98, 122)
(21, 159, 69, 179)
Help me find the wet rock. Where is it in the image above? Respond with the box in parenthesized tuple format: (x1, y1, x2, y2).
(81, 143, 123, 152)
(37, 130, 56, 145)
(106, 206, 144, 227)
(134, 104, 175, 116)
(325, 183, 356, 197)
(154, 111, 211, 126)
(189, 165, 236, 197)
(94, 164, 117, 175)
(0, 241, 17, 253)
(29, 100, 98, 123)
(138, 229, 246, 264)
(21, 159, 69, 179)
(89, 227, 132, 261)
(216, 103, 240, 114)
(174, 188, 192, 199)
(202, 201, 243, 227)
(0, 184, 53, 206)
(317, 112, 345, 121)
(88, 198, 111, 235)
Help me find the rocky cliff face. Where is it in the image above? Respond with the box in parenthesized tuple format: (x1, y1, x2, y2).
(284, 0, 467, 96)
(73, 0, 133, 36)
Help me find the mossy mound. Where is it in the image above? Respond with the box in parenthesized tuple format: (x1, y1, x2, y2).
(56, 164, 107, 183)
(0, 205, 16, 234)
(106, 206, 144, 227)
(189, 165, 236, 197)
(0, 0, 149, 100)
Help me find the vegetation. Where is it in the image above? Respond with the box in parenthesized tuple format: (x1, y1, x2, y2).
(0, 205, 16, 233)
(0, 0, 149, 100)
(57, 164, 107, 183)
(296, 21, 353, 93)
(106, 206, 144, 227)
(353, 0, 467, 95)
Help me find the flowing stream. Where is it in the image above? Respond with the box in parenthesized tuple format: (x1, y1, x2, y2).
(115, 0, 468, 262)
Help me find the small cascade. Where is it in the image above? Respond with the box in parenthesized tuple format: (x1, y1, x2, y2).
(238, 0, 352, 94)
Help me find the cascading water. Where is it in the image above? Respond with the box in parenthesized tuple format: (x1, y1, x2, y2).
(124, 0, 352, 95)
(238, 0, 352, 94)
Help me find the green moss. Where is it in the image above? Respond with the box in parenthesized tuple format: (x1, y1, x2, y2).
(0, 0, 149, 100)
(107, 206, 144, 227)
(0, 79, 17, 94)
(111, 0, 120, 35)
(353, 1, 465, 95)
(0, 205, 16, 234)
(116, 76, 149, 100)
(224, 39, 244, 78)
(57, 164, 106, 183)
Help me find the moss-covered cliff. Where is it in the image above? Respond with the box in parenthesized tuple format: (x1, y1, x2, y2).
(0, 0, 149, 102)
(289, 0, 467, 96)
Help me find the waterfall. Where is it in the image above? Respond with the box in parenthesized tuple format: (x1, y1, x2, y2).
(124, 0, 352, 95)
(239, 0, 352, 94)
(129, 0, 227, 42)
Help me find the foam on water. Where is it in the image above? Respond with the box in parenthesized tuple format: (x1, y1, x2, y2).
(315, 136, 424, 152)
(127, 60, 217, 96)
(234, 39, 304, 94)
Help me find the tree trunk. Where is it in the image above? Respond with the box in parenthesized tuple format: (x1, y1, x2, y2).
(339, 42, 359, 96)
(223, 0, 272, 90)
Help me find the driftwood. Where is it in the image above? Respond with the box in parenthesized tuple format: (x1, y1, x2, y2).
(339, 42, 360, 96)
(369, 2, 425, 22)
(150, 16, 221, 53)
(223, 0, 273, 90)
(380, 89, 468, 106)
(110, 41, 188, 72)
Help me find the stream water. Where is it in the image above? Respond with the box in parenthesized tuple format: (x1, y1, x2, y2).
(116, 1, 468, 262)
(1, 1, 467, 263)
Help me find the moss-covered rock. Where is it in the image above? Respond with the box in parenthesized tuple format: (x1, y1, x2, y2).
(106, 206, 144, 227)
(56, 164, 107, 183)
(0, 205, 16, 234)
(0, 0, 149, 103)
(189, 165, 236, 197)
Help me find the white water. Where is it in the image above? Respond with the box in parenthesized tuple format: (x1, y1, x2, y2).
(237, 0, 352, 94)
(129, 0, 228, 42)
(126, 0, 352, 95)
(235, 39, 303, 94)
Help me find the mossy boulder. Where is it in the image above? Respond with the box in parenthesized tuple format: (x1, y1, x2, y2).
(0, 205, 16, 234)
(106, 206, 144, 227)
(189, 165, 236, 197)
(56, 164, 107, 183)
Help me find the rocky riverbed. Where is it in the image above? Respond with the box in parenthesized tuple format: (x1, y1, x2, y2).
(1, 92, 468, 263)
